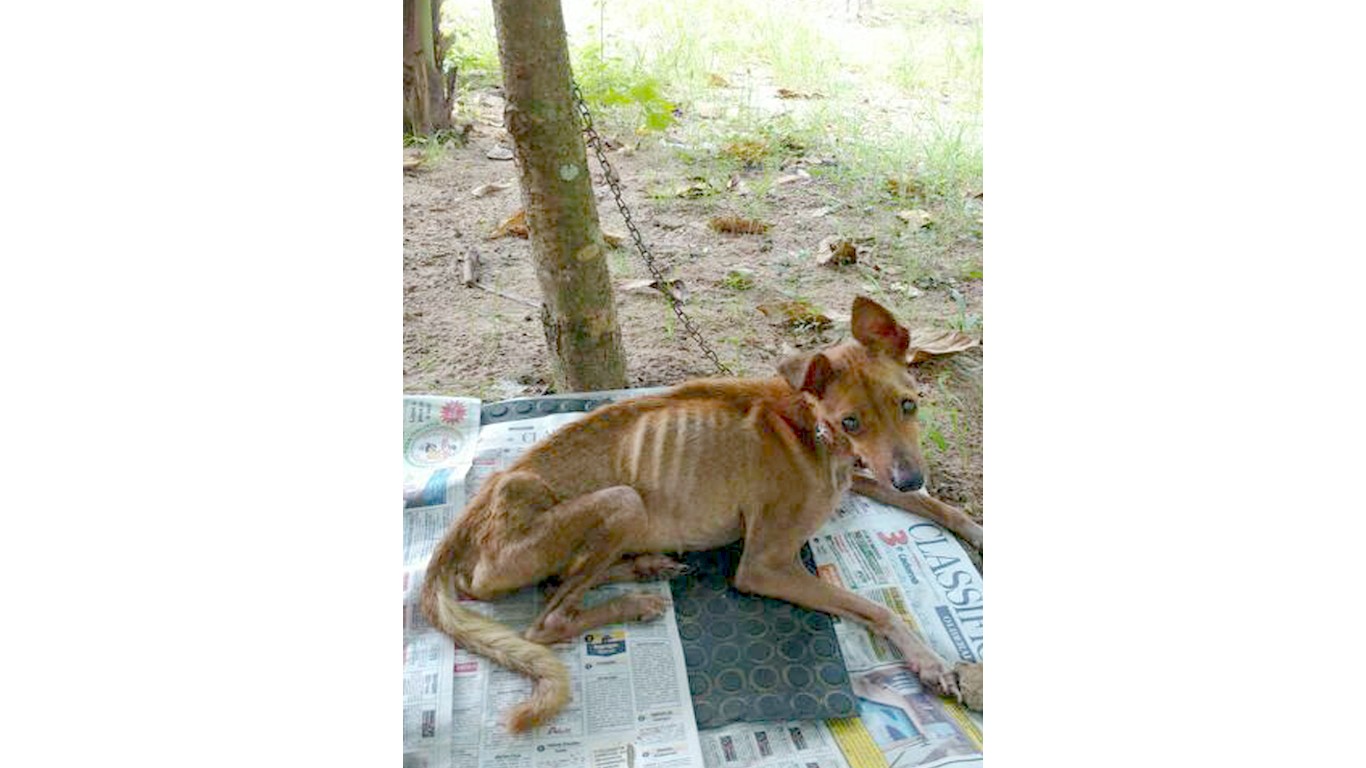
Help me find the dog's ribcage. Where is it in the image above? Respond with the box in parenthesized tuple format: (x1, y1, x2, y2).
(611, 404, 755, 550)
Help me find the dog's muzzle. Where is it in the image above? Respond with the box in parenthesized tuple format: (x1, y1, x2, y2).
(892, 465, 924, 492)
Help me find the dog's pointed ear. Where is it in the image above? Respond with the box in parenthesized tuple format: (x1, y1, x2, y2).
(778, 352, 835, 397)
(851, 296, 910, 359)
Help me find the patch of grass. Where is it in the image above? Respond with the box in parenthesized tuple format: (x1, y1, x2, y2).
(404, 133, 455, 165)
(573, 36, 678, 133)
(721, 137, 770, 168)
(720, 269, 755, 291)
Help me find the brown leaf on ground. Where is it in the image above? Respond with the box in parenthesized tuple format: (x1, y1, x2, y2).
(897, 209, 933, 228)
(602, 231, 625, 248)
(773, 168, 810, 186)
(488, 209, 529, 239)
(907, 328, 979, 364)
(485, 145, 514, 161)
(757, 300, 833, 331)
(776, 88, 823, 99)
(470, 181, 512, 198)
(709, 215, 770, 235)
(403, 157, 422, 172)
(620, 278, 690, 304)
(816, 236, 858, 266)
(707, 73, 731, 87)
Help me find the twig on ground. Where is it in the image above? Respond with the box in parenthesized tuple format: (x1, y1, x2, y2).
(470, 281, 540, 309)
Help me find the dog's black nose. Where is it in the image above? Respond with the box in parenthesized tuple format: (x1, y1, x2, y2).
(892, 468, 924, 492)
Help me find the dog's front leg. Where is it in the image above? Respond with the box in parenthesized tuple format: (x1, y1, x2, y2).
(850, 474, 982, 553)
(734, 501, 966, 702)
(734, 555, 963, 701)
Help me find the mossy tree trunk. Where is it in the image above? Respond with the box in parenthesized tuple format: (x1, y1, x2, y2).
(490, 0, 628, 392)
(403, 0, 453, 134)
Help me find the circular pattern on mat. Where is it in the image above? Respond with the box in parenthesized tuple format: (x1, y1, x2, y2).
(670, 543, 856, 728)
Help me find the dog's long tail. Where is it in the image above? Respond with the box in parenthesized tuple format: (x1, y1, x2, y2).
(420, 560, 570, 732)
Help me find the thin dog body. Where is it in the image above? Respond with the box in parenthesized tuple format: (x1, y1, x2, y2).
(420, 297, 984, 731)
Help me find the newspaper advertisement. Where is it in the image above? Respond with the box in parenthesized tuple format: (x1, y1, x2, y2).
(694, 719, 853, 768)
(403, 398, 706, 768)
(806, 493, 985, 768)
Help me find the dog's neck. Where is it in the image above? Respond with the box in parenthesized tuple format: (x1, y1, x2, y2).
(773, 382, 857, 465)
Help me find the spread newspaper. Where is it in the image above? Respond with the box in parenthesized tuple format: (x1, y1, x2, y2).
(402, 394, 984, 768)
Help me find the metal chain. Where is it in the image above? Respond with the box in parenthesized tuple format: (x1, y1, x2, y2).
(570, 80, 733, 377)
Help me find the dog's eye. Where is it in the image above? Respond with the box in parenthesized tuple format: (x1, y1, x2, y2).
(900, 398, 917, 416)
(841, 415, 861, 433)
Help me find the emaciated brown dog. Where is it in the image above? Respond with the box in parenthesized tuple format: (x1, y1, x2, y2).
(421, 296, 984, 731)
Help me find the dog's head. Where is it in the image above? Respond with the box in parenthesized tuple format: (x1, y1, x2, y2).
(779, 296, 928, 492)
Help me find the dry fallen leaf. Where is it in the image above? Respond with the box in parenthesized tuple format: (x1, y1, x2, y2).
(907, 328, 979, 364)
(488, 209, 529, 239)
(758, 300, 833, 331)
(602, 231, 625, 248)
(776, 88, 823, 99)
(470, 181, 512, 198)
(620, 278, 690, 304)
(707, 73, 731, 88)
(403, 157, 422, 172)
(485, 145, 514, 161)
(709, 215, 770, 235)
(726, 175, 751, 196)
(773, 169, 810, 186)
(816, 236, 858, 266)
(897, 209, 933, 228)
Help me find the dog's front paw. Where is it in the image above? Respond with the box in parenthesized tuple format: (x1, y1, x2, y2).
(962, 521, 983, 553)
(955, 661, 983, 711)
(906, 652, 960, 700)
(629, 592, 672, 622)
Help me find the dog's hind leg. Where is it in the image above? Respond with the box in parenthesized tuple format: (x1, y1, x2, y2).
(600, 553, 689, 583)
(500, 486, 664, 645)
(533, 591, 672, 642)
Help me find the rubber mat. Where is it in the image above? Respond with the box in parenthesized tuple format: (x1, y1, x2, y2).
(670, 542, 858, 728)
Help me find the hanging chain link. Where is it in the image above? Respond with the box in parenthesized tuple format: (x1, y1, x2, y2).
(570, 80, 733, 377)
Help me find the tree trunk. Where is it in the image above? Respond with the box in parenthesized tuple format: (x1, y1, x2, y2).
(490, 0, 628, 392)
(403, 0, 452, 134)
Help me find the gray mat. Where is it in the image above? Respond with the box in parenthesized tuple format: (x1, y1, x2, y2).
(670, 543, 858, 728)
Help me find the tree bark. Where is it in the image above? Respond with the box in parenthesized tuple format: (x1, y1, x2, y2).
(490, 0, 628, 392)
(403, 0, 452, 134)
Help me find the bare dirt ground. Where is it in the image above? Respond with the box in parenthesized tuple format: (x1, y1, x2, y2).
(403, 91, 984, 517)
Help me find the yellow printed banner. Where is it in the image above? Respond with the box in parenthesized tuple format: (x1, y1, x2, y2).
(827, 717, 890, 768)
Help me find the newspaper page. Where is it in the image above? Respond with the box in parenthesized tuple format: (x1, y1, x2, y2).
(695, 719, 854, 768)
(806, 494, 984, 768)
(402, 400, 707, 768)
